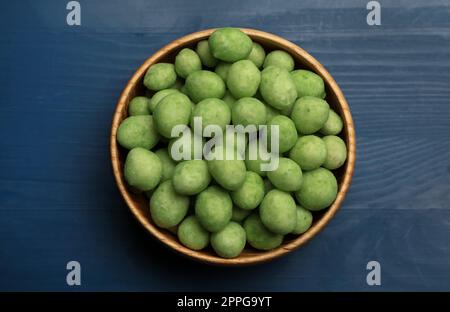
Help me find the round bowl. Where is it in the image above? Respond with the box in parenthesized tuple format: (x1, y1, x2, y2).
(110, 28, 356, 266)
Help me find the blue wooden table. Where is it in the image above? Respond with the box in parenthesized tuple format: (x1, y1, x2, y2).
(1, 0, 450, 291)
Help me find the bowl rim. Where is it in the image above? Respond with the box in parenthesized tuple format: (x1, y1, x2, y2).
(110, 28, 356, 266)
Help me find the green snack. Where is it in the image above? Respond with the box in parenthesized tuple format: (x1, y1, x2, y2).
(143, 63, 177, 91)
(191, 98, 231, 132)
(231, 206, 252, 222)
(291, 69, 326, 99)
(168, 129, 204, 161)
(292, 206, 313, 234)
(172, 160, 211, 195)
(128, 96, 150, 116)
(267, 157, 302, 192)
(291, 96, 330, 134)
(155, 148, 176, 182)
(267, 115, 297, 153)
(185, 70, 226, 103)
(153, 92, 192, 138)
(124, 147, 162, 191)
(117, 115, 160, 150)
(174, 48, 202, 79)
(148, 89, 178, 113)
(211, 222, 246, 258)
(244, 142, 271, 177)
(231, 171, 265, 210)
(222, 90, 236, 110)
(295, 167, 338, 211)
(265, 105, 280, 121)
(289, 135, 327, 170)
(322, 135, 347, 170)
(196, 40, 218, 68)
(263, 50, 294, 71)
(244, 213, 283, 250)
(231, 97, 267, 128)
(208, 28, 253, 62)
(207, 147, 246, 191)
(259, 189, 297, 235)
(150, 180, 189, 228)
(320, 109, 343, 135)
(259, 66, 297, 110)
(177, 215, 209, 250)
(246, 42, 266, 68)
(195, 185, 233, 232)
(226, 60, 261, 98)
(215, 62, 231, 81)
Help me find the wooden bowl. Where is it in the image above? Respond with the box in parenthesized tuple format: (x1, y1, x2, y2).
(110, 28, 356, 266)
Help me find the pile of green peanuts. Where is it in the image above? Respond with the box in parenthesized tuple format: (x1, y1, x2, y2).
(116, 28, 347, 258)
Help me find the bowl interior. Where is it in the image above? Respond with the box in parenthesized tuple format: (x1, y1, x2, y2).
(111, 29, 355, 265)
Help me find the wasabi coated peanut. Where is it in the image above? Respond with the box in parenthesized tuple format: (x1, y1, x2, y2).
(155, 148, 176, 182)
(191, 98, 231, 131)
(226, 60, 261, 98)
(174, 48, 202, 79)
(207, 147, 246, 191)
(295, 167, 338, 211)
(231, 206, 252, 222)
(267, 157, 303, 192)
(222, 90, 236, 110)
(128, 96, 150, 116)
(320, 109, 343, 135)
(144, 63, 177, 91)
(289, 135, 327, 170)
(172, 160, 211, 195)
(322, 135, 347, 170)
(117, 115, 160, 150)
(291, 69, 326, 99)
(244, 213, 283, 250)
(150, 180, 189, 228)
(231, 171, 265, 210)
(267, 115, 297, 153)
(148, 89, 178, 113)
(259, 189, 297, 235)
(208, 28, 253, 62)
(246, 42, 266, 68)
(231, 97, 267, 128)
(211, 222, 246, 258)
(124, 148, 162, 191)
(215, 62, 231, 81)
(196, 40, 218, 68)
(185, 70, 226, 103)
(153, 92, 192, 138)
(259, 66, 297, 110)
(292, 206, 313, 235)
(291, 96, 330, 134)
(177, 215, 209, 250)
(195, 185, 232, 232)
(263, 50, 295, 71)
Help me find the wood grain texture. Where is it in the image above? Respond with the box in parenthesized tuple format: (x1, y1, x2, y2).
(110, 28, 356, 265)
